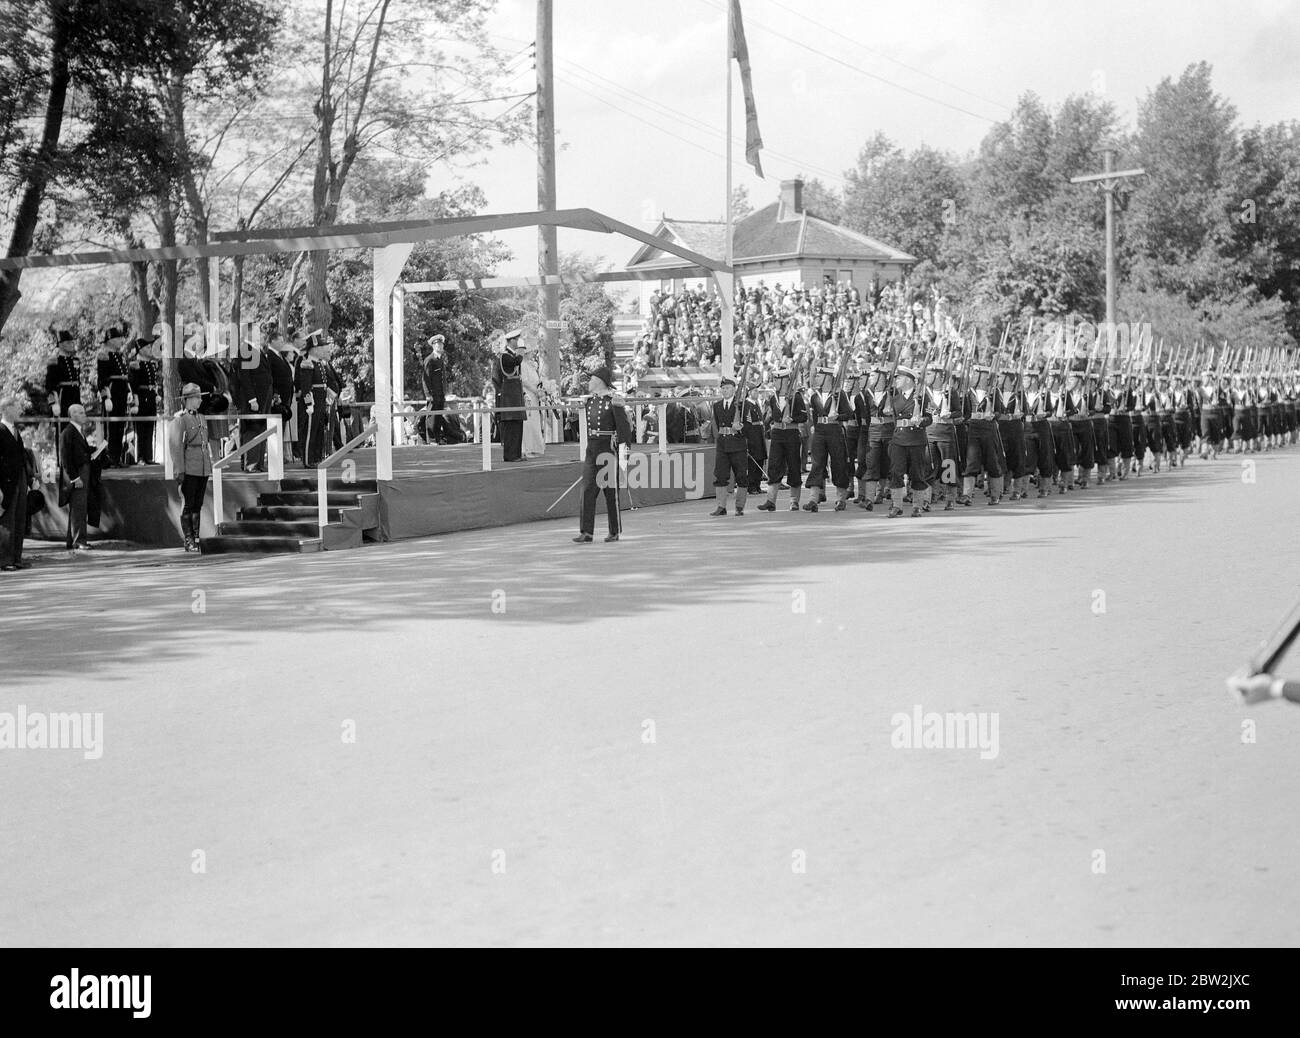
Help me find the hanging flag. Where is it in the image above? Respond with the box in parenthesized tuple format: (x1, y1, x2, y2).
(730, 0, 764, 178)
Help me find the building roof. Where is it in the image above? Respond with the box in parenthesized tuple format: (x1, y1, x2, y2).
(627, 203, 916, 269)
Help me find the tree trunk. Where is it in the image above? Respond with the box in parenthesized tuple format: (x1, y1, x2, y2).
(171, 75, 211, 327)
(0, 0, 72, 335)
(279, 251, 307, 337)
(232, 254, 244, 344)
(157, 196, 181, 416)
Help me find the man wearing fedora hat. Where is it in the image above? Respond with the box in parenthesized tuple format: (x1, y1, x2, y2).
(96, 325, 132, 466)
(490, 327, 527, 462)
(0, 397, 37, 571)
(171, 383, 213, 552)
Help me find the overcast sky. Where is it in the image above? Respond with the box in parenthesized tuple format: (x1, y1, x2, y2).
(450, 0, 1300, 276)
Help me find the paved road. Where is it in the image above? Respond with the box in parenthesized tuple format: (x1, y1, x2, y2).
(2, 451, 1298, 946)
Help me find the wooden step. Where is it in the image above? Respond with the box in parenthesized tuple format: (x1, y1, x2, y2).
(239, 505, 354, 523)
(200, 535, 322, 555)
(258, 491, 367, 507)
(219, 520, 321, 537)
(277, 477, 378, 493)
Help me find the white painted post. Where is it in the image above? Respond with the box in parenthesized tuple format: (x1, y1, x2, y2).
(658, 403, 668, 454)
(162, 416, 174, 481)
(372, 244, 413, 482)
(578, 401, 588, 457)
(268, 415, 283, 482)
(213, 465, 224, 528)
(392, 285, 406, 446)
(480, 409, 492, 471)
(317, 466, 328, 529)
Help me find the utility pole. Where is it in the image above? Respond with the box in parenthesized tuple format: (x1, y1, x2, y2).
(1071, 143, 1145, 334)
(536, 0, 561, 384)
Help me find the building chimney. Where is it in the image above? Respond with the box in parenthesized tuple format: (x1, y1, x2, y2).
(780, 178, 804, 219)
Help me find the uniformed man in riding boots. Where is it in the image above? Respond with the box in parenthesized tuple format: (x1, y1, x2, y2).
(757, 367, 807, 511)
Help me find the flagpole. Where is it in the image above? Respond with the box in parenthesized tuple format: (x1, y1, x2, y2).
(723, 0, 735, 376)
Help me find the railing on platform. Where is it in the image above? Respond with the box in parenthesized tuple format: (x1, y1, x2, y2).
(316, 421, 378, 529)
(374, 392, 729, 473)
(211, 416, 284, 525)
(16, 412, 284, 483)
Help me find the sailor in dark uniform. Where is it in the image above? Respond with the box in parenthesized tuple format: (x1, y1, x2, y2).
(96, 326, 132, 465)
(710, 374, 758, 515)
(295, 330, 331, 466)
(962, 363, 1004, 504)
(860, 364, 895, 509)
(755, 366, 806, 511)
(44, 330, 82, 418)
(574, 365, 632, 543)
(886, 365, 933, 517)
(490, 327, 527, 462)
(801, 367, 854, 512)
(128, 336, 162, 464)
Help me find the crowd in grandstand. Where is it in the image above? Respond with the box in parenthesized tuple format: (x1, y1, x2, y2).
(627, 278, 933, 390)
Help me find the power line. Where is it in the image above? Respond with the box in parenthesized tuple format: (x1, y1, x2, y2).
(556, 57, 848, 185)
(694, 0, 998, 124)
(762, 0, 1012, 114)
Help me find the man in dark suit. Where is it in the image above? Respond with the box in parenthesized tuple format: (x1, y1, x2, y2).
(421, 335, 448, 443)
(235, 335, 275, 472)
(265, 332, 296, 458)
(0, 398, 36, 571)
(60, 403, 93, 550)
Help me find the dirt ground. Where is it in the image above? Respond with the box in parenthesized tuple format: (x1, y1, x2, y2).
(1, 449, 1298, 946)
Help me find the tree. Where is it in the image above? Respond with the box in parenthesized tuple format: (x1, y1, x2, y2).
(841, 135, 964, 264)
(1125, 62, 1240, 298)
(0, 0, 76, 332)
(799, 176, 842, 224)
(298, 0, 530, 337)
(730, 185, 752, 221)
(58, 0, 281, 409)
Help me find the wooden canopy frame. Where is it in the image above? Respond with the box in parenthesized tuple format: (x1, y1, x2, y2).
(1, 208, 734, 479)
